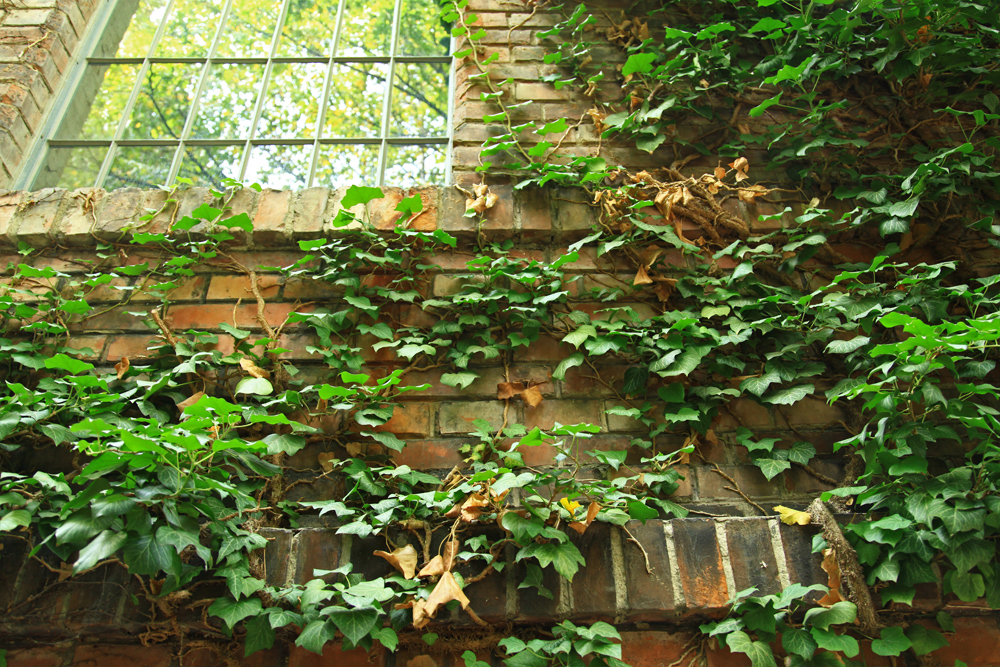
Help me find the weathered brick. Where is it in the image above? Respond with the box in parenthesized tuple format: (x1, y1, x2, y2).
(778, 522, 825, 593)
(671, 518, 729, 610)
(622, 520, 676, 621)
(725, 518, 781, 596)
(72, 644, 173, 667)
(523, 399, 603, 431)
(251, 189, 290, 244)
(354, 403, 432, 438)
(621, 631, 696, 667)
(568, 522, 617, 620)
(293, 528, 342, 584)
(438, 400, 508, 434)
(696, 465, 778, 501)
(4, 646, 69, 667)
(206, 273, 280, 301)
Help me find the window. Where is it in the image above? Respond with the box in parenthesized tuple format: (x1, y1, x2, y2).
(23, 0, 453, 191)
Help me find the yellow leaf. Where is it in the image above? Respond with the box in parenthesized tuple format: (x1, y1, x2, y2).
(560, 497, 582, 514)
(773, 505, 811, 526)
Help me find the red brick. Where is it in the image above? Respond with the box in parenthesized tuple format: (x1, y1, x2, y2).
(282, 277, 343, 300)
(106, 335, 168, 361)
(73, 644, 173, 667)
(4, 647, 68, 667)
(349, 402, 432, 437)
(696, 465, 778, 501)
(165, 302, 305, 331)
(390, 438, 464, 469)
(288, 642, 382, 667)
(522, 399, 602, 430)
(621, 631, 695, 667)
(131, 275, 207, 302)
(206, 274, 280, 301)
(715, 398, 775, 431)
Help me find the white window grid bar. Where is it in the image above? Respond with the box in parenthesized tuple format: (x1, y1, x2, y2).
(17, 0, 454, 190)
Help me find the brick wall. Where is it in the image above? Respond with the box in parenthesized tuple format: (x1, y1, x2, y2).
(0, 0, 97, 186)
(0, 184, 982, 667)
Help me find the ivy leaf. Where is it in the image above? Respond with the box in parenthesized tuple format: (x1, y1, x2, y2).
(326, 606, 379, 646)
(123, 533, 177, 575)
(787, 441, 816, 465)
(825, 337, 870, 354)
(622, 52, 657, 76)
(341, 186, 384, 209)
(441, 372, 479, 389)
(244, 615, 276, 656)
(871, 627, 912, 657)
(0, 509, 31, 532)
(563, 325, 596, 348)
(361, 431, 407, 452)
(741, 372, 779, 396)
(45, 354, 95, 375)
(755, 458, 791, 481)
(263, 433, 307, 456)
(220, 212, 253, 233)
(811, 628, 859, 657)
(725, 631, 776, 667)
(517, 541, 586, 581)
(553, 353, 585, 380)
(782, 628, 816, 659)
(906, 625, 948, 656)
(208, 596, 262, 630)
(749, 93, 783, 117)
(296, 619, 335, 654)
(627, 500, 659, 522)
(75, 531, 127, 574)
(622, 366, 649, 395)
(948, 570, 985, 601)
(636, 134, 666, 153)
(763, 384, 814, 405)
(538, 118, 569, 135)
(803, 601, 857, 630)
(235, 377, 274, 396)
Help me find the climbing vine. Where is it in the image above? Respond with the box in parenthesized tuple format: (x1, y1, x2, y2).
(2, 0, 1000, 666)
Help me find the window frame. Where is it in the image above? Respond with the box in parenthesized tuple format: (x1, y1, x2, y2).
(15, 0, 455, 191)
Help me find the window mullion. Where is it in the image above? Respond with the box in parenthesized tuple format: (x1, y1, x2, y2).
(236, 0, 291, 182)
(165, 0, 237, 186)
(376, 0, 405, 186)
(305, 0, 348, 188)
(95, 0, 181, 188)
(444, 35, 456, 185)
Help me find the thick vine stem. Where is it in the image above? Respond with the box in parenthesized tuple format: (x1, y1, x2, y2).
(807, 497, 881, 637)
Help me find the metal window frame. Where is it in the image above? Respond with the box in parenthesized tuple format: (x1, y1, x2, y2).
(14, 0, 455, 191)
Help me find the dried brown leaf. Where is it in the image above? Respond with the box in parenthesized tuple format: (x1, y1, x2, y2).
(714, 166, 727, 180)
(240, 357, 270, 379)
(460, 494, 490, 523)
(442, 539, 460, 571)
(633, 265, 653, 286)
(569, 501, 602, 534)
(425, 571, 470, 618)
(473, 182, 489, 198)
(318, 452, 338, 473)
(417, 555, 446, 578)
(177, 391, 205, 412)
(815, 548, 844, 607)
(115, 357, 130, 379)
(521, 385, 544, 408)
(374, 544, 419, 579)
(345, 442, 366, 457)
(497, 382, 525, 400)
(484, 192, 499, 209)
(412, 598, 431, 629)
(731, 156, 749, 173)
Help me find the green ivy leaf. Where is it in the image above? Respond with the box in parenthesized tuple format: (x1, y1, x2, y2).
(725, 631, 777, 667)
(44, 354, 95, 375)
(782, 628, 816, 659)
(341, 185, 384, 209)
(871, 626, 912, 657)
(441, 372, 479, 390)
(755, 458, 791, 481)
(244, 615, 276, 656)
(0, 509, 31, 532)
(326, 606, 379, 646)
(763, 384, 814, 405)
(906, 624, 948, 656)
(296, 619, 335, 654)
(553, 353, 585, 380)
(235, 377, 274, 396)
(517, 541, 585, 581)
(622, 52, 657, 76)
(803, 601, 857, 630)
(208, 596, 262, 630)
(538, 118, 569, 135)
(622, 366, 649, 395)
(810, 628, 859, 657)
(123, 533, 177, 575)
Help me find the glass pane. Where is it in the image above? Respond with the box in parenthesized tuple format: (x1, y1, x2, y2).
(397, 0, 450, 56)
(389, 63, 448, 137)
(243, 144, 311, 190)
(215, 0, 278, 57)
(33, 146, 108, 189)
(155, 0, 225, 57)
(314, 144, 379, 186)
(384, 144, 445, 186)
(104, 0, 169, 58)
(276, 0, 338, 57)
(105, 145, 178, 190)
(191, 64, 263, 139)
(337, 0, 392, 57)
(256, 63, 324, 139)
(56, 64, 141, 140)
(176, 144, 244, 188)
(323, 63, 386, 138)
(123, 63, 201, 140)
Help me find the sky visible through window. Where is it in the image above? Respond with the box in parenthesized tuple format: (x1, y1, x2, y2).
(32, 0, 452, 191)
